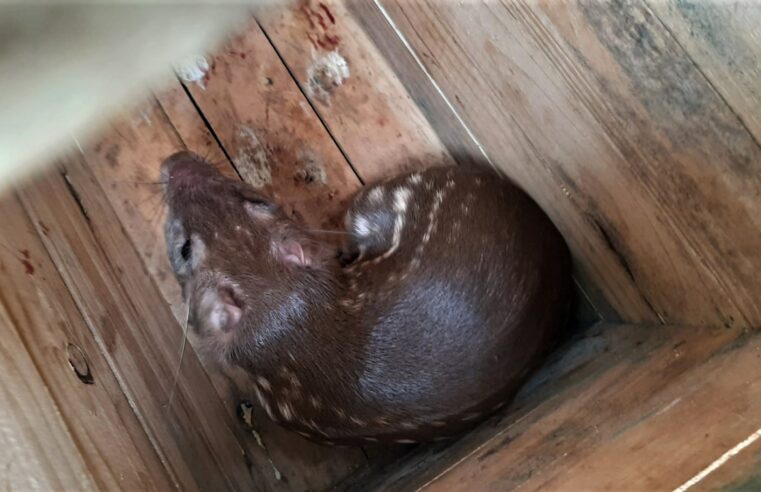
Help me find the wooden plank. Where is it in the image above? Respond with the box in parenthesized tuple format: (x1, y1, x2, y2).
(83, 96, 190, 322)
(688, 434, 761, 492)
(374, 0, 761, 328)
(646, 1, 761, 145)
(361, 322, 760, 491)
(181, 17, 361, 231)
(154, 81, 230, 168)
(256, 0, 456, 182)
(0, 290, 96, 491)
(18, 155, 261, 491)
(0, 194, 173, 490)
(346, 1, 487, 168)
(423, 323, 761, 490)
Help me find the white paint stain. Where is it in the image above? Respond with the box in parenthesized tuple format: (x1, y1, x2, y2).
(175, 55, 210, 90)
(234, 126, 271, 188)
(673, 425, 761, 492)
(306, 50, 350, 103)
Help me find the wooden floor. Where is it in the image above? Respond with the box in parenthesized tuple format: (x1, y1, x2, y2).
(2, 1, 761, 491)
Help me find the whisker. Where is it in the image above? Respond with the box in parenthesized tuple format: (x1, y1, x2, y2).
(124, 181, 164, 186)
(166, 298, 191, 413)
(147, 198, 167, 228)
(136, 190, 164, 208)
(302, 228, 354, 237)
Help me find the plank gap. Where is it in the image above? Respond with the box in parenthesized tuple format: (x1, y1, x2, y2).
(175, 81, 240, 176)
(254, 15, 365, 186)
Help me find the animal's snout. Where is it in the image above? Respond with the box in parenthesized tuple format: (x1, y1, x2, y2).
(160, 151, 219, 189)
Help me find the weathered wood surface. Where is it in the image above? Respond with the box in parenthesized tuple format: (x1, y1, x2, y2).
(691, 434, 761, 492)
(370, 0, 761, 329)
(0, 297, 97, 492)
(359, 321, 761, 491)
(0, 194, 173, 490)
(647, 1, 761, 144)
(346, 1, 487, 169)
(182, 18, 360, 230)
(257, 0, 455, 182)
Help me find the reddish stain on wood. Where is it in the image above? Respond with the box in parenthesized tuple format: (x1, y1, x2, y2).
(298, 0, 341, 50)
(319, 3, 336, 24)
(18, 249, 34, 274)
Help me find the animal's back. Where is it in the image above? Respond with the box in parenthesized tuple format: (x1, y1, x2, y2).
(344, 165, 572, 431)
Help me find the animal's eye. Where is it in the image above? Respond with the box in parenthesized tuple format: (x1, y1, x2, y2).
(245, 197, 270, 206)
(180, 238, 192, 261)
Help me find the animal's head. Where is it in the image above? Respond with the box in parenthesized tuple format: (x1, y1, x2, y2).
(160, 151, 319, 362)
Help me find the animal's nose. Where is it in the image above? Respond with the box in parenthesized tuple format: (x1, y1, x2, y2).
(160, 151, 217, 187)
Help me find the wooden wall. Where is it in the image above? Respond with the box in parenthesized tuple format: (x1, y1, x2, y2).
(343, 1, 761, 489)
(351, 0, 761, 329)
(2, 1, 760, 490)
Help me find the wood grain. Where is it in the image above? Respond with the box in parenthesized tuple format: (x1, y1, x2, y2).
(0, 288, 96, 492)
(17, 155, 260, 491)
(693, 436, 761, 492)
(362, 321, 761, 491)
(0, 194, 173, 490)
(424, 324, 761, 491)
(257, 0, 455, 182)
(646, 1, 761, 145)
(182, 17, 361, 231)
(347, 0, 487, 167)
(374, 0, 761, 328)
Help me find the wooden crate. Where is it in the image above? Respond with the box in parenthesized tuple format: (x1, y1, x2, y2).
(2, 1, 760, 490)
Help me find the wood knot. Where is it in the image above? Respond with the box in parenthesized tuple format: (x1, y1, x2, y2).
(66, 343, 94, 385)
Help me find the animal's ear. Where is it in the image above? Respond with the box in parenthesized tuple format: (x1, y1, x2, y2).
(205, 283, 243, 332)
(276, 238, 312, 266)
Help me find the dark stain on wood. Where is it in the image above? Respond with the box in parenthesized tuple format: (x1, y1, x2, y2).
(60, 170, 90, 224)
(105, 144, 121, 168)
(581, 1, 760, 177)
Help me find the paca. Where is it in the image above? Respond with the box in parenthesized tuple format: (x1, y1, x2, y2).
(161, 151, 572, 445)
